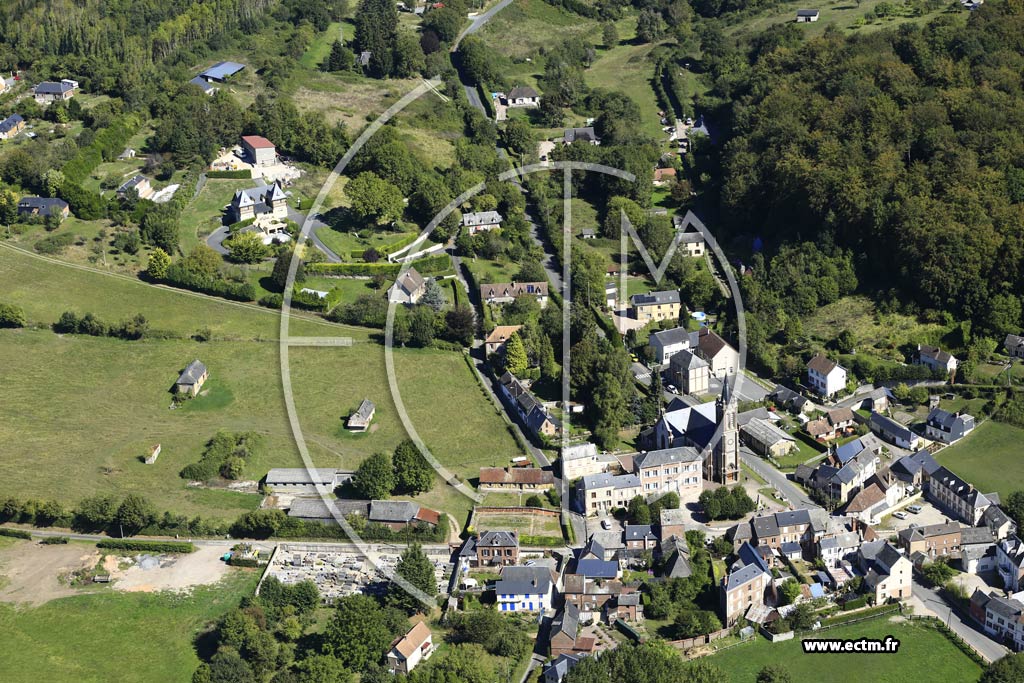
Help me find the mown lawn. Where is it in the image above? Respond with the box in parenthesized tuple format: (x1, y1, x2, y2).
(478, 0, 601, 60)
(726, 0, 963, 40)
(178, 177, 254, 253)
(707, 618, 983, 683)
(935, 420, 1024, 501)
(0, 570, 259, 683)
(0, 247, 522, 521)
(584, 28, 667, 140)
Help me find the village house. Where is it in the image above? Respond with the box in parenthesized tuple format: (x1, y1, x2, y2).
(795, 8, 820, 21)
(750, 508, 820, 550)
(624, 524, 658, 553)
(805, 406, 856, 442)
(653, 167, 676, 186)
(633, 446, 703, 499)
(720, 542, 772, 625)
(610, 592, 643, 623)
(577, 472, 642, 516)
(498, 371, 560, 440)
(478, 465, 554, 492)
(671, 214, 706, 257)
(368, 501, 440, 530)
(890, 449, 941, 488)
(265, 468, 351, 493)
(689, 328, 739, 377)
(924, 408, 975, 444)
(659, 509, 688, 543)
(117, 174, 155, 201)
(769, 385, 815, 415)
(897, 521, 961, 559)
(389, 267, 427, 305)
(495, 565, 553, 612)
(387, 621, 434, 675)
(462, 211, 503, 235)
(985, 505, 1017, 540)
(844, 476, 903, 525)
(346, 399, 376, 432)
(466, 530, 519, 568)
(649, 327, 691, 365)
(563, 127, 600, 145)
(630, 290, 682, 324)
(817, 531, 861, 568)
(0, 114, 25, 140)
(972, 591, 1024, 652)
(505, 86, 540, 108)
(960, 526, 998, 574)
(480, 281, 549, 307)
(240, 135, 277, 168)
(797, 441, 880, 504)
(484, 325, 522, 356)
(33, 79, 78, 104)
(175, 360, 208, 397)
(927, 466, 994, 525)
(230, 182, 287, 222)
(857, 541, 912, 602)
(542, 654, 587, 683)
(669, 349, 710, 395)
(997, 535, 1024, 592)
(604, 281, 618, 309)
(549, 603, 585, 657)
(869, 411, 922, 450)
(807, 353, 847, 397)
(659, 534, 692, 579)
(740, 418, 796, 458)
(916, 344, 958, 375)
(561, 442, 615, 481)
(1004, 333, 1024, 359)
(17, 196, 69, 220)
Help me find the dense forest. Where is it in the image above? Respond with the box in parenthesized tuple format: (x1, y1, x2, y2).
(708, 3, 1024, 337)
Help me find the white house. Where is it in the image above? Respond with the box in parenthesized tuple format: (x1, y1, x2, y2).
(807, 353, 847, 397)
(916, 344, 958, 375)
(649, 327, 691, 365)
(386, 622, 434, 675)
(561, 442, 614, 481)
(505, 86, 540, 108)
(495, 565, 553, 612)
(997, 535, 1024, 593)
(795, 9, 819, 21)
(577, 473, 642, 516)
(462, 211, 503, 235)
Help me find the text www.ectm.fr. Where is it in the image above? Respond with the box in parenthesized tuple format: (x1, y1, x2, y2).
(802, 637, 901, 654)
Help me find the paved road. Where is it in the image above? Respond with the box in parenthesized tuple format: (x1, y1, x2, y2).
(452, 0, 515, 50)
(463, 84, 485, 115)
(739, 447, 814, 508)
(912, 578, 1008, 663)
(710, 374, 769, 403)
(525, 210, 565, 296)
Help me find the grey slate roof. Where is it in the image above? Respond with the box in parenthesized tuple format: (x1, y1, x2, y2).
(287, 498, 370, 520)
(669, 349, 707, 371)
(774, 509, 812, 528)
(0, 114, 24, 135)
(575, 559, 618, 578)
(634, 446, 701, 469)
(624, 524, 656, 542)
(200, 61, 245, 81)
(508, 85, 539, 99)
(650, 327, 691, 348)
(931, 466, 991, 508)
(564, 127, 598, 143)
(479, 530, 518, 547)
(369, 500, 419, 523)
(18, 196, 68, 216)
(496, 565, 552, 595)
(117, 174, 149, 193)
(579, 472, 640, 491)
(551, 602, 579, 640)
(631, 290, 681, 306)
(266, 468, 341, 486)
(543, 654, 585, 683)
(741, 418, 795, 447)
(177, 359, 207, 385)
(35, 81, 75, 94)
(961, 526, 996, 545)
(462, 211, 503, 227)
(870, 412, 915, 442)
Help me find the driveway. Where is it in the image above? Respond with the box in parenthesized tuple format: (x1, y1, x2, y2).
(206, 225, 230, 255)
(911, 578, 1008, 663)
(289, 206, 342, 263)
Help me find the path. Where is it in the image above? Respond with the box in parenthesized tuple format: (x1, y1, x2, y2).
(911, 578, 1008, 663)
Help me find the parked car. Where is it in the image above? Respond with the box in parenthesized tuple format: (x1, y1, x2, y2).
(601, 518, 613, 530)
(893, 511, 908, 520)
(907, 505, 923, 514)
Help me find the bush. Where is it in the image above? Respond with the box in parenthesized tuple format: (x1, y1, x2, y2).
(0, 528, 32, 539)
(0, 303, 27, 328)
(34, 233, 75, 255)
(97, 539, 196, 553)
(41, 536, 69, 544)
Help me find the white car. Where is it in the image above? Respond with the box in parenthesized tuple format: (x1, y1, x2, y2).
(892, 511, 908, 520)
(601, 518, 613, 530)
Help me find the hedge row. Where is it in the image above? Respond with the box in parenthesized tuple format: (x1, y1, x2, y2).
(62, 113, 143, 184)
(227, 556, 261, 567)
(307, 253, 450, 277)
(207, 170, 252, 179)
(0, 528, 31, 539)
(41, 536, 69, 544)
(97, 539, 196, 553)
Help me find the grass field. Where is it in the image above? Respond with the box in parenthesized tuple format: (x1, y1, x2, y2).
(936, 420, 1024, 501)
(584, 35, 666, 140)
(178, 177, 254, 253)
(478, 0, 601, 60)
(312, 226, 419, 262)
(472, 509, 563, 537)
(0, 569, 259, 683)
(0, 246, 523, 521)
(726, 0, 964, 40)
(707, 618, 983, 683)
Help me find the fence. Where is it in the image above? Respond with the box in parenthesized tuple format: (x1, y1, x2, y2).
(668, 627, 732, 652)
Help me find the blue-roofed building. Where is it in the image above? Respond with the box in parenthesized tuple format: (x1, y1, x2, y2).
(869, 411, 922, 450)
(33, 79, 78, 104)
(780, 542, 802, 560)
(575, 558, 620, 580)
(542, 654, 586, 683)
(809, 582, 825, 598)
(189, 75, 217, 95)
(199, 61, 246, 82)
(0, 114, 25, 140)
(834, 438, 864, 465)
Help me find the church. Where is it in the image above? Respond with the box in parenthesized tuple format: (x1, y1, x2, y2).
(652, 381, 739, 485)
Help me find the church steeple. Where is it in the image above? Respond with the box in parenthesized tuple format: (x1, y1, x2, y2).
(711, 378, 739, 483)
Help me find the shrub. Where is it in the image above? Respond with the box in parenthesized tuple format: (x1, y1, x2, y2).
(207, 170, 253, 179)
(97, 539, 196, 553)
(40, 536, 69, 544)
(34, 233, 75, 254)
(0, 528, 32, 539)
